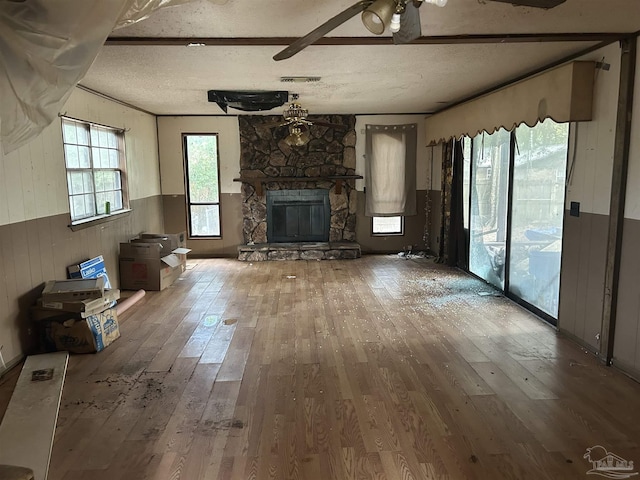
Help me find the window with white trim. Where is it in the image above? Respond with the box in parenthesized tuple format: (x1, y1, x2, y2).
(62, 117, 129, 224)
(183, 134, 221, 237)
(372, 216, 404, 235)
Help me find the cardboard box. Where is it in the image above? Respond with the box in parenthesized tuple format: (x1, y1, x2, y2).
(30, 307, 77, 324)
(68, 255, 112, 289)
(132, 237, 174, 255)
(139, 231, 187, 250)
(133, 233, 190, 259)
(36, 308, 120, 354)
(41, 277, 105, 303)
(119, 242, 188, 291)
(39, 289, 120, 317)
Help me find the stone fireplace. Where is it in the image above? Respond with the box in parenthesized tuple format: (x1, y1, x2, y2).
(236, 114, 361, 261)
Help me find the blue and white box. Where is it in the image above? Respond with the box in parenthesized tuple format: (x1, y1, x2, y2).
(68, 255, 112, 289)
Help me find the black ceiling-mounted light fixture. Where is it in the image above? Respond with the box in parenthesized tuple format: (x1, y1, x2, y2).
(207, 90, 289, 113)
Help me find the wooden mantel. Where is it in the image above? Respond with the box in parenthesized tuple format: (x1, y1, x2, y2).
(233, 175, 363, 196)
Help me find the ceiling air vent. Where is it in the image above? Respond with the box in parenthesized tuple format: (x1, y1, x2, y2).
(280, 76, 322, 83)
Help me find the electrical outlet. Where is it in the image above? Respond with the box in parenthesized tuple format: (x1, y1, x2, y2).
(570, 201, 580, 217)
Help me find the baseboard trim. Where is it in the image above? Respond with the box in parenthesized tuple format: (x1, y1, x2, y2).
(0, 354, 25, 379)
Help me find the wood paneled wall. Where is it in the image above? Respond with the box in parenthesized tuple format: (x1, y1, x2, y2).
(0, 197, 163, 368)
(355, 191, 429, 253)
(0, 88, 164, 368)
(557, 43, 621, 350)
(612, 43, 640, 377)
(162, 193, 243, 257)
(558, 211, 609, 349)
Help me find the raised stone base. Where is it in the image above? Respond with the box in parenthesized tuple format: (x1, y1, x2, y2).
(238, 242, 361, 261)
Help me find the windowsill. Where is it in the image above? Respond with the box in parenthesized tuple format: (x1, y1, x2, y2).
(68, 209, 132, 231)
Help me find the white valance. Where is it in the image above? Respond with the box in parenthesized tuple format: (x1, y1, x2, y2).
(424, 61, 595, 145)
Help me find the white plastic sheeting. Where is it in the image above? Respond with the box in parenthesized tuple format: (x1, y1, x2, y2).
(0, 0, 189, 154)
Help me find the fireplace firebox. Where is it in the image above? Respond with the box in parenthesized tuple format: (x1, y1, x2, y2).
(267, 189, 330, 243)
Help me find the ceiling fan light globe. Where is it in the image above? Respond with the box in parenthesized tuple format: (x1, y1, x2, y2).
(390, 13, 401, 32)
(362, 0, 396, 34)
(299, 130, 311, 144)
(285, 132, 308, 147)
(284, 124, 308, 146)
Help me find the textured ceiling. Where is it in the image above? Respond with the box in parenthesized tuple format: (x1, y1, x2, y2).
(81, 0, 640, 116)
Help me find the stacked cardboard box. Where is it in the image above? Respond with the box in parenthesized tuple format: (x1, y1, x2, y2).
(31, 277, 121, 354)
(67, 254, 116, 308)
(119, 231, 191, 291)
(68, 255, 113, 288)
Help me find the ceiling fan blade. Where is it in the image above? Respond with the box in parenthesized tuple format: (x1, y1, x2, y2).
(273, 0, 374, 61)
(393, 1, 422, 45)
(310, 120, 349, 130)
(487, 0, 566, 8)
(259, 120, 291, 129)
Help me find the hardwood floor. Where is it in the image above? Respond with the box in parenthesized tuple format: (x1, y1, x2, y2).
(3, 256, 640, 479)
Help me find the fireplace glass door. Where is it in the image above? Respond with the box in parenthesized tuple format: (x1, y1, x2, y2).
(267, 189, 330, 243)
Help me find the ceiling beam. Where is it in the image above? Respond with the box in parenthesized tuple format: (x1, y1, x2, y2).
(104, 33, 629, 47)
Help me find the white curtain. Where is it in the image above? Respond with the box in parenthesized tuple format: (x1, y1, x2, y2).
(365, 124, 417, 217)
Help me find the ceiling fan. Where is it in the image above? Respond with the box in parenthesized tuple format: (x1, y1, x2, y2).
(273, 0, 567, 61)
(265, 94, 348, 147)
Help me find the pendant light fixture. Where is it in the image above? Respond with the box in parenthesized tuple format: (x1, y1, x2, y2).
(361, 0, 397, 35)
(284, 124, 311, 147)
(362, 0, 448, 36)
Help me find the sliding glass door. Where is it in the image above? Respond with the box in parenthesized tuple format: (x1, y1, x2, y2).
(508, 120, 568, 317)
(469, 129, 510, 290)
(464, 120, 569, 322)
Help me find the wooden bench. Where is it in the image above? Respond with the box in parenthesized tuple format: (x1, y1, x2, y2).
(0, 353, 69, 480)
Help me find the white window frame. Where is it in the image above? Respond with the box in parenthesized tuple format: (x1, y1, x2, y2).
(62, 117, 129, 225)
(372, 216, 404, 236)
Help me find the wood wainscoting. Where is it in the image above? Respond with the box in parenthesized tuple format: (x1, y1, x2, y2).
(4, 256, 639, 480)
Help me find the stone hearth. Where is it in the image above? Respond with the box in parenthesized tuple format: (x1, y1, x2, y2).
(238, 242, 361, 262)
